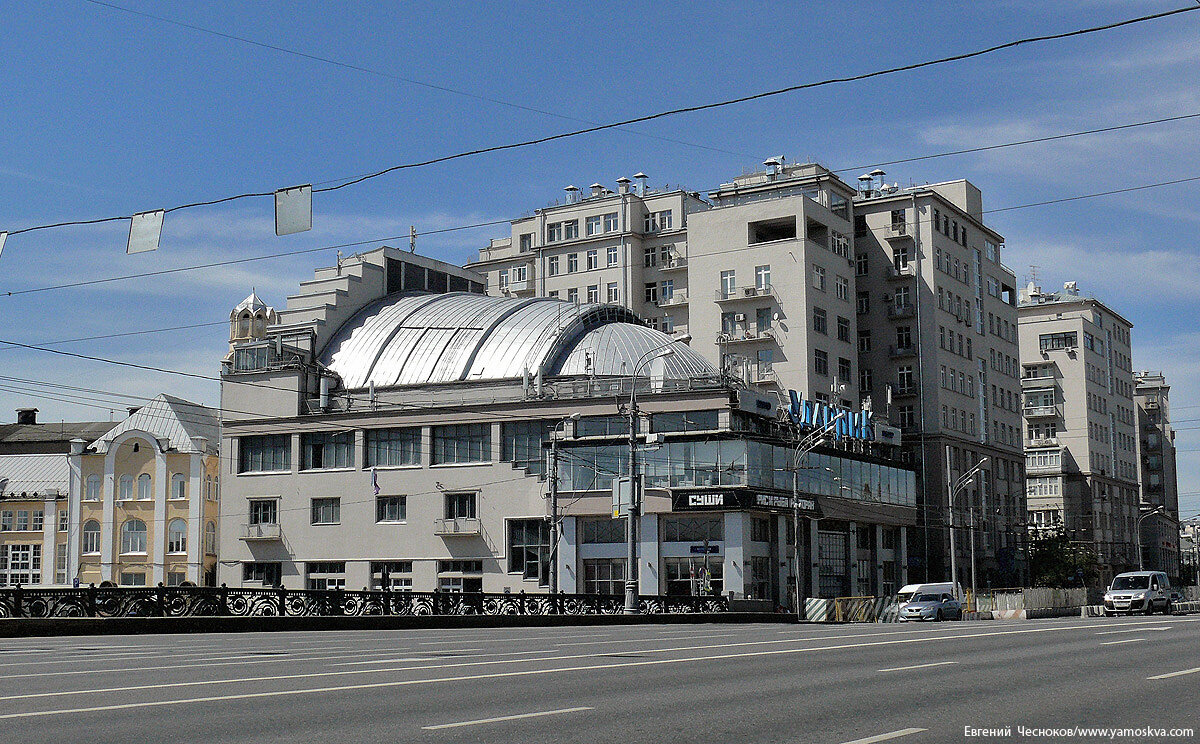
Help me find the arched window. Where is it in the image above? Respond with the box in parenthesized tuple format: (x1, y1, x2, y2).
(171, 473, 186, 500)
(85, 475, 101, 501)
(118, 475, 134, 501)
(204, 475, 212, 501)
(204, 521, 217, 555)
(167, 519, 187, 553)
(252, 312, 265, 337)
(121, 519, 147, 554)
(137, 473, 152, 500)
(238, 312, 251, 338)
(82, 520, 101, 554)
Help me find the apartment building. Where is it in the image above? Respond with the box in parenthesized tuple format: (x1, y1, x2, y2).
(468, 179, 706, 337)
(0, 409, 116, 586)
(850, 178, 1026, 587)
(1134, 371, 1180, 578)
(1019, 282, 1140, 582)
(69, 395, 221, 587)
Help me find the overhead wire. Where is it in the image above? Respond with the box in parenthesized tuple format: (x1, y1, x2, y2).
(5, 5, 1196, 237)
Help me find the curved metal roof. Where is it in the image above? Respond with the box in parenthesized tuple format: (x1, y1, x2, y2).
(318, 293, 716, 389)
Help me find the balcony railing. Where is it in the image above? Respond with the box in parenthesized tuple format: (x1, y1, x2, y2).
(892, 385, 919, 398)
(888, 344, 916, 359)
(241, 523, 282, 541)
(725, 328, 776, 344)
(504, 278, 532, 295)
(434, 517, 482, 537)
(887, 263, 916, 280)
(658, 291, 688, 307)
(660, 256, 688, 271)
(1023, 404, 1057, 418)
(1027, 437, 1060, 448)
(883, 223, 911, 240)
(887, 304, 916, 320)
(715, 285, 774, 301)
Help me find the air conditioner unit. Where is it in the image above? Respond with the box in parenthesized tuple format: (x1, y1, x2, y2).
(734, 313, 746, 322)
(743, 287, 757, 297)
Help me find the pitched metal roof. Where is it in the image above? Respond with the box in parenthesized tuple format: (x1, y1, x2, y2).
(318, 293, 717, 389)
(91, 394, 219, 455)
(0, 454, 68, 498)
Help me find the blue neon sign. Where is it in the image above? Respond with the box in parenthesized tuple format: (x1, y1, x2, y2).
(785, 390, 874, 441)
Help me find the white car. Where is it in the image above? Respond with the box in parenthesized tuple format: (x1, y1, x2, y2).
(899, 592, 963, 622)
(1102, 571, 1172, 616)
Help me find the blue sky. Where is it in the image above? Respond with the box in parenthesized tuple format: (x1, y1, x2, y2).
(1, 1, 1197, 516)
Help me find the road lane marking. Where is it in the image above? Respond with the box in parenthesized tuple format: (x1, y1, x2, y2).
(840, 728, 927, 744)
(421, 706, 593, 730)
(0, 622, 1175, 718)
(1148, 667, 1200, 680)
(1096, 627, 1169, 635)
(1100, 638, 1145, 645)
(877, 661, 958, 672)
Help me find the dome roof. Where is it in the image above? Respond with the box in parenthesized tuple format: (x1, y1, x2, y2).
(317, 293, 716, 389)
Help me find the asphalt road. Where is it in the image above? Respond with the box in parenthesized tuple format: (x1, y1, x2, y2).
(1, 615, 1197, 743)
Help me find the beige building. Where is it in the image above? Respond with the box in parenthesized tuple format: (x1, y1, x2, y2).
(1020, 282, 1140, 582)
(0, 409, 116, 586)
(69, 395, 221, 587)
(1134, 371, 1180, 578)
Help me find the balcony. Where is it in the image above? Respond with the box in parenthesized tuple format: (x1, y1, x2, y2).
(658, 291, 688, 308)
(886, 263, 917, 281)
(883, 223, 913, 241)
(660, 256, 688, 272)
(888, 344, 916, 359)
(1023, 404, 1057, 418)
(892, 385, 919, 398)
(503, 278, 533, 296)
(886, 304, 916, 320)
(715, 285, 775, 302)
(752, 367, 779, 385)
(1027, 437, 1060, 448)
(434, 517, 482, 537)
(241, 523, 282, 541)
(725, 328, 776, 344)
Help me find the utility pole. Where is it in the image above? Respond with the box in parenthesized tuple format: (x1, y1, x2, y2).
(947, 446, 957, 591)
(549, 413, 580, 595)
(625, 394, 640, 614)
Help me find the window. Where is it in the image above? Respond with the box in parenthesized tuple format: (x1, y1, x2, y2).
(581, 518, 626, 543)
(858, 329, 871, 353)
(311, 497, 341, 525)
(432, 423, 491, 464)
(121, 519, 147, 554)
(812, 265, 826, 291)
(55, 543, 68, 584)
(604, 212, 619, 232)
(546, 223, 562, 242)
(583, 558, 625, 595)
(301, 431, 354, 470)
(644, 247, 657, 267)
(894, 286, 910, 308)
(567, 287, 579, 303)
(663, 557, 724, 597)
(830, 230, 849, 258)
(167, 519, 187, 553)
(607, 282, 619, 303)
(896, 326, 912, 349)
(661, 279, 674, 300)
(58, 508, 68, 533)
(120, 572, 146, 587)
(644, 282, 659, 304)
(835, 275, 849, 301)
(757, 307, 773, 332)
(306, 561, 346, 591)
(244, 500, 277, 530)
(606, 246, 618, 266)
(855, 253, 869, 276)
(171, 473, 186, 500)
(567, 253, 579, 273)
(748, 217, 796, 244)
(838, 357, 852, 382)
(897, 404, 915, 429)
(0, 511, 11, 531)
(444, 491, 477, 519)
(563, 220, 578, 240)
(376, 495, 407, 523)
(205, 521, 217, 555)
(814, 349, 829, 376)
(365, 427, 420, 467)
(519, 233, 533, 252)
(502, 420, 551, 475)
(547, 255, 559, 276)
(662, 515, 723, 542)
(586, 215, 602, 236)
(243, 562, 281, 586)
(897, 365, 915, 391)
(856, 291, 869, 314)
(1039, 332, 1078, 351)
(586, 250, 598, 270)
(137, 473, 152, 500)
(372, 561, 414, 590)
(85, 475, 101, 501)
(645, 210, 672, 232)
(82, 520, 101, 554)
(813, 306, 827, 335)
(166, 571, 187, 587)
(239, 434, 291, 472)
(755, 264, 771, 290)
(720, 270, 735, 298)
(508, 519, 550, 585)
(0, 544, 41, 586)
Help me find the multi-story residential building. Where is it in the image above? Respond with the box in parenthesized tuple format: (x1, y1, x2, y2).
(1020, 281, 1140, 583)
(1134, 371, 1180, 578)
(68, 395, 221, 587)
(854, 178, 1026, 587)
(468, 180, 706, 337)
(219, 247, 920, 605)
(0, 408, 116, 586)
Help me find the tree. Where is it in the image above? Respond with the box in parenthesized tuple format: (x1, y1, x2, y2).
(1028, 527, 1099, 588)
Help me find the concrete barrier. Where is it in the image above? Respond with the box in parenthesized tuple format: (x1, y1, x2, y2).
(0, 611, 793, 638)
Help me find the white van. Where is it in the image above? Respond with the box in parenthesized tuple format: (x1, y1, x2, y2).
(1102, 571, 1172, 615)
(896, 582, 965, 604)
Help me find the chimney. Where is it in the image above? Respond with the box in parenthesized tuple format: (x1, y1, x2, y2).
(633, 172, 648, 196)
(15, 408, 38, 425)
(564, 184, 579, 204)
(590, 182, 604, 198)
(616, 177, 632, 195)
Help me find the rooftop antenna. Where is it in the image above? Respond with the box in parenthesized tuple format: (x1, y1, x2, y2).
(1026, 264, 1040, 286)
(409, 225, 416, 253)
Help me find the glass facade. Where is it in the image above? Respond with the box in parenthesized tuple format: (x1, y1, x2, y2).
(559, 438, 916, 507)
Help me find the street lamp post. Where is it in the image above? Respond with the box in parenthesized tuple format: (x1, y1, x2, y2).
(947, 447, 988, 604)
(1136, 505, 1166, 571)
(548, 412, 581, 595)
(622, 338, 687, 615)
(791, 411, 847, 621)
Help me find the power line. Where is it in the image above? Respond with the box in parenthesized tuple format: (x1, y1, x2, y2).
(6, 5, 1195, 237)
(984, 175, 1200, 214)
(80, 0, 752, 161)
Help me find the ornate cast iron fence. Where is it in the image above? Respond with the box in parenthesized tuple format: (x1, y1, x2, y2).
(0, 585, 729, 619)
